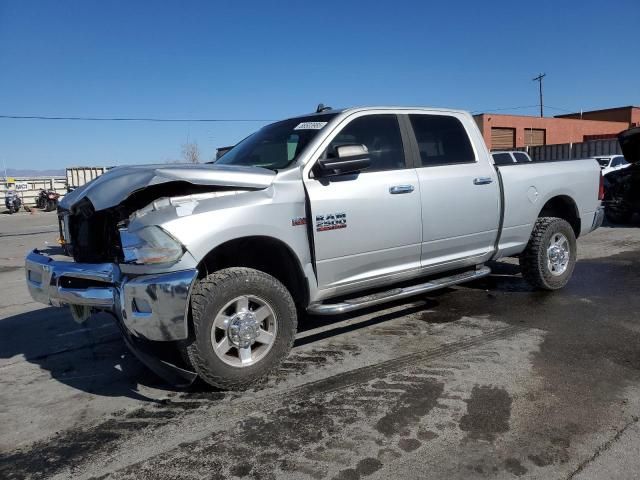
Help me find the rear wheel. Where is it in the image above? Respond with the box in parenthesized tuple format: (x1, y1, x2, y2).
(187, 267, 297, 390)
(520, 217, 577, 291)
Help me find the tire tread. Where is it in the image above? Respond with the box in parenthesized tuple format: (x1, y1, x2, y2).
(519, 217, 576, 291)
(187, 267, 297, 390)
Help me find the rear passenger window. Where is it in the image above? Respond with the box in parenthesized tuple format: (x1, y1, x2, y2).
(409, 114, 476, 167)
(325, 114, 406, 172)
(513, 152, 531, 163)
(492, 153, 514, 165)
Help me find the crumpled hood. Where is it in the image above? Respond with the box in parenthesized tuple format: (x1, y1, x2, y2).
(60, 163, 276, 212)
(619, 127, 640, 164)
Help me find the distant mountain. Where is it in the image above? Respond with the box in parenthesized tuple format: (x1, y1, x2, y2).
(3, 168, 65, 178)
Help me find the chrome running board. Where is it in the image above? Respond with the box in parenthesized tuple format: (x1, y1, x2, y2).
(307, 266, 491, 316)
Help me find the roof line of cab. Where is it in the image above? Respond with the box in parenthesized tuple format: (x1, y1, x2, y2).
(287, 105, 471, 120)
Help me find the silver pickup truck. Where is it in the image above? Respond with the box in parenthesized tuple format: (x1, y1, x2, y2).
(25, 106, 604, 389)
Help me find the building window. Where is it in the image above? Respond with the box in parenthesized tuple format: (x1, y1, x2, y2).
(491, 127, 516, 150)
(524, 128, 546, 147)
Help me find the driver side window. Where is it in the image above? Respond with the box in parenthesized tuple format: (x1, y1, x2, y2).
(324, 114, 406, 172)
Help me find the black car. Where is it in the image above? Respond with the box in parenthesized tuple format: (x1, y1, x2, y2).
(603, 127, 640, 224)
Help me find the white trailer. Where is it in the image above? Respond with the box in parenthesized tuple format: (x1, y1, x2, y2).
(66, 167, 110, 191)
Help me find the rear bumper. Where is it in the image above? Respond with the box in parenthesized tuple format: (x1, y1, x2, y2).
(590, 206, 605, 232)
(25, 250, 197, 341)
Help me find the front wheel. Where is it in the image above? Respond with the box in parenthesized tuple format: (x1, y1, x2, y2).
(519, 217, 577, 291)
(187, 267, 297, 390)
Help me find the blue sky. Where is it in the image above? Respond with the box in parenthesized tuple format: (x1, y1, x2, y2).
(1, 0, 638, 170)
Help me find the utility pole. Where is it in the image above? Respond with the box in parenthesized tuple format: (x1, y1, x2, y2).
(532, 73, 546, 117)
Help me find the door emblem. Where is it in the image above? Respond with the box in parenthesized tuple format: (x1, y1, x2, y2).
(316, 213, 347, 232)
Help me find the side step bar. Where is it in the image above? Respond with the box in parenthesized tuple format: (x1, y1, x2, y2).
(307, 266, 491, 316)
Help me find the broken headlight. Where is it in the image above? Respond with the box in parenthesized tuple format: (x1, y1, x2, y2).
(119, 226, 184, 265)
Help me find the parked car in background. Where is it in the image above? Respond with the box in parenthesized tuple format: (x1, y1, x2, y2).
(595, 155, 630, 176)
(491, 151, 533, 165)
(25, 106, 604, 389)
(603, 128, 640, 223)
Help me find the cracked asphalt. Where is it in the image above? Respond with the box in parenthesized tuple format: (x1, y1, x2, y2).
(2, 211, 640, 479)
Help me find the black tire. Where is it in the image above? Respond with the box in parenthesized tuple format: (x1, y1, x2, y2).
(519, 217, 577, 291)
(605, 206, 633, 224)
(187, 267, 297, 390)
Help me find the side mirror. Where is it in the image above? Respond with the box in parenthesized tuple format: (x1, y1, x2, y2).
(317, 144, 371, 176)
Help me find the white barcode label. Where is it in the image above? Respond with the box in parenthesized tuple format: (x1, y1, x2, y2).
(294, 122, 327, 130)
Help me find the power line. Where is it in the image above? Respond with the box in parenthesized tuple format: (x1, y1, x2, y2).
(0, 114, 275, 122)
(471, 105, 540, 114)
(542, 105, 574, 113)
(472, 104, 582, 115)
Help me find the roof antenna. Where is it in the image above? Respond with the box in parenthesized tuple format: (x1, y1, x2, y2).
(316, 103, 331, 113)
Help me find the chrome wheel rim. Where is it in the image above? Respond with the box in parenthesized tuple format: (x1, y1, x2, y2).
(210, 295, 277, 368)
(547, 233, 570, 276)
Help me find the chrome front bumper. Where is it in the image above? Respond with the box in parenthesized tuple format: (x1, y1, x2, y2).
(25, 250, 198, 341)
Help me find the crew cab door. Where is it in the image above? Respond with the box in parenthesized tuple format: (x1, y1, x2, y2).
(304, 113, 422, 292)
(405, 113, 500, 269)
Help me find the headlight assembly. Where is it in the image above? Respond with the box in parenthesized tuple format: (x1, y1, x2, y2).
(120, 226, 184, 265)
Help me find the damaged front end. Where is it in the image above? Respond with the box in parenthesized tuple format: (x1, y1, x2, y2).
(26, 163, 276, 385)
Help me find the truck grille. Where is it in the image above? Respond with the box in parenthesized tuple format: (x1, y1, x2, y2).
(59, 201, 123, 263)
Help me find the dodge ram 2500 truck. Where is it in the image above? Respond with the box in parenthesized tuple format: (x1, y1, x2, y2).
(25, 106, 605, 389)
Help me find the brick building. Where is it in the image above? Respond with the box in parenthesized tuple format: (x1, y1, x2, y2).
(473, 105, 637, 151)
(555, 106, 640, 126)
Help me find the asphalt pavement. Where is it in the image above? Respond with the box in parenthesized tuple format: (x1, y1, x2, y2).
(1, 211, 640, 479)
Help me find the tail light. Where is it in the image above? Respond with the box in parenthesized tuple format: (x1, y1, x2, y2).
(598, 172, 605, 201)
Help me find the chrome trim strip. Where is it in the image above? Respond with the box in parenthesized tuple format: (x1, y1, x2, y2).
(307, 266, 491, 316)
(57, 287, 116, 307)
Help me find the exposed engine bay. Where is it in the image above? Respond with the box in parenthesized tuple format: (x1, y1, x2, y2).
(59, 182, 242, 263)
(57, 163, 276, 263)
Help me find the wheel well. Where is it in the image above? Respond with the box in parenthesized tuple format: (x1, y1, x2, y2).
(197, 236, 309, 308)
(539, 195, 581, 237)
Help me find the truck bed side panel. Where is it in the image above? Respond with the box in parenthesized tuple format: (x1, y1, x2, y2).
(496, 159, 600, 257)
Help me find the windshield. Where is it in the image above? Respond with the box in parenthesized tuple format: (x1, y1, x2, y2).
(596, 158, 610, 168)
(215, 113, 338, 170)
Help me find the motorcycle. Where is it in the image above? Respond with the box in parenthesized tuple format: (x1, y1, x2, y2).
(36, 189, 60, 211)
(4, 191, 22, 214)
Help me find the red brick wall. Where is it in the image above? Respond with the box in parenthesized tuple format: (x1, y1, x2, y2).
(556, 107, 640, 126)
(473, 114, 629, 150)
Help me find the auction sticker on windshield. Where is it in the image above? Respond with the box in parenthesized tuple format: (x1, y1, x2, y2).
(294, 122, 327, 130)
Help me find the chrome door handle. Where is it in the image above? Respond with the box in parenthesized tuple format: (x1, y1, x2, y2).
(473, 177, 493, 185)
(389, 185, 415, 194)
